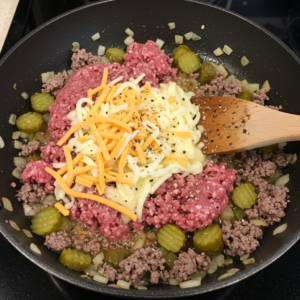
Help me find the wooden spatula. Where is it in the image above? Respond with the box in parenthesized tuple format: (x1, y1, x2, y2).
(190, 96, 300, 156)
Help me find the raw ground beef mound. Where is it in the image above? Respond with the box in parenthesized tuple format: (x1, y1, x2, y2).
(17, 182, 46, 203)
(41, 142, 65, 163)
(42, 71, 69, 96)
(222, 220, 263, 257)
(44, 231, 72, 252)
(19, 141, 40, 156)
(142, 161, 236, 231)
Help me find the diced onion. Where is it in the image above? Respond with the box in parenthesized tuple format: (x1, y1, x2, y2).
(41, 72, 54, 83)
(121, 213, 131, 224)
(240, 79, 248, 88)
(168, 22, 175, 30)
(12, 131, 21, 140)
(13, 83, 17, 90)
(224, 75, 238, 84)
(201, 25, 205, 30)
(249, 219, 268, 227)
(227, 268, 240, 275)
(124, 36, 134, 46)
(71, 42, 80, 52)
(190, 271, 206, 280)
(30, 243, 41, 255)
(14, 157, 27, 167)
(44, 194, 56, 202)
(20, 131, 28, 138)
(97, 45, 106, 56)
(146, 232, 156, 240)
(156, 38, 165, 49)
(53, 162, 66, 169)
(93, 274, 108, 284)
(12, 168, 22, 179)
(218, 273, 234, 280)
(175, 35, 183, 44)
(213, 47, 224, 56)
(14, 140, 22, 149)
(92, 252, 104, 266)
(243, 258, 255, 265)
(207, 261, 218, 274)
(184, 32, 194, 41)
(214, 64, 228, 78)
(9, 220, 20, 231)
(91, 32, 100, 41)
(133, 238, 145, 250)
(273, 223, 287, 235)
(2, 197, 13, 212)
(67, 70, 74, 77)
(244, 83, 259, 93)
(9, 114, 17, 125)
(117, 280, 130, 289)
(192, 33, 201, 41)
(125, 28, 134, 37)
(224, 258, 233, 265)
(241, 56, 250, 66)
(212, 254, 224, 267)
(223, 45, 233, 55)
(42, 113, 50, 123)
(21, 92, 29, 100)
(84, 269, 99, 276)
(100, 55, 111, 64)
(290, 153, 297, 164)
(240, 253, 250, 261)
(22, 229, 33, 238)
(168, 278, 179, 285)
(179, 279, 201, 289)
(275, 174, 289, 186)
(262, 80, 271, 93)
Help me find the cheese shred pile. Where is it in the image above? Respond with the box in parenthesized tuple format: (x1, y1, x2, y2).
(46, 68, 205, 221)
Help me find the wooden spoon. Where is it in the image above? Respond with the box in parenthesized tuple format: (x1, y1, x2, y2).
(190, 96, 300, 156)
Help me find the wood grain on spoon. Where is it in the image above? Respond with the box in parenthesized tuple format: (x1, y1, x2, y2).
(191, 96, 300, 155)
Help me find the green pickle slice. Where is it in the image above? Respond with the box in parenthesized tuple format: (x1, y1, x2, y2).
(157, 224, 185, 253)
(231, 183, 257, 209)
(60, 248, 92, 272)
(104, 249, 130, 269)
(233, 207, 247, 220)
(237, 89, 252, 101)
(31, 92, 54, 114)
(177, 52, 201, 74)
(193, 224, 224, 256)
(171, 45, 191, 64)
(58, 216, 72, 231)
(32, 153, 41, 161)
(105, 47, 126, 64)
(30, 206, 63, 236)
(159, 247, 178, 269)
(16, 112, 43, 133)
(199, 62, 216, 84)
(258, 144, 278, 153)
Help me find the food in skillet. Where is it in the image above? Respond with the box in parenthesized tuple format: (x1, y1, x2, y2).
(8, 30, 293, 289)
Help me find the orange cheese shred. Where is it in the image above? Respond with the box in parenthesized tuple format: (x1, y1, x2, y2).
(135, 142, 146, 164)
(142, 137, 153, 151)
(57, 153, 84, 175)
(96, 151, 105, 191)
(88, 86, 110, 117)
(75, 175, 94, 188)
(161, 129, 192, 138)
(87, 68, 108, 98)
(54, 202, 69, 216)
(63, 145, 74, 188)
(74, 165, 96, 175)
(167, 97, 177, 103)
(118, 145, 128, 177)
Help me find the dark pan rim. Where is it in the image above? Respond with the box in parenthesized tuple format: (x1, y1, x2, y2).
(1, 0, 300, 297)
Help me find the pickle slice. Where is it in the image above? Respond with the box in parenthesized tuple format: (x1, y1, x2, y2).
(219, 204, 235, 222)
(258, 144, 278, 153)
(32, 154, 41, 161)
(232, 207, 247, 220)
(16, 112, 43, 133)
(193, 224, 223, 256)
(177, 52, 201, 74)
(165, 251, 178, 269)
(104, 249, 130, 269)
(105, 47, 126, 64)
(60, 248, 92, 272)
(31, 92, 54, 114)
(231, 183, 257, 209)
(58, 216, 72, 231)
(171, 45, 191, 64)
(237, 89, 252, 101)
(157, 224, 185, 253)
(30, 206, 63, 236)
(199, 62, 216, 84)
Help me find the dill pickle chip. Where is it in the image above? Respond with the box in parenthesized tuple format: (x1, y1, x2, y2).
(159, 246, 169, 258)
(31, 92, 54, 114)
(104, 249, 130, 269)
(157, 224, 185, 252)
(177, 52, 201, 74)
(16, 112, 43, 133)
(232, 207, 247, 220)
(231, 183, 257, 209)
(105, 47, 126, 64)
(30, 206, 63, 236)
(58, 216, 72, 231)
(199, 62, 216, 84)
(258, 144, 278, 153)
(164, 251, 178, 269)
(60, 248, 92, 272)
(193, 224, 223, 256)
(32, 153, 41, 161)
(171, 45, 191, 64)
(237, 89, 252, 101)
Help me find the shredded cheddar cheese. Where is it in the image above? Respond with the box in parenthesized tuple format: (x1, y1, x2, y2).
(54, 202, 70, 216)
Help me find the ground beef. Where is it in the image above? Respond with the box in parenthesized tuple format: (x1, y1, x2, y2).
(103, 263, 118, 282)
(17, 182, 46, 203)
(116, 247, 169, 285)
(142, 161, 236, 231)
(169, 249, 210, 282)
(11, 182, 16, 188)
(42, 71, 69, 96)
(196, 73, 242, 97)
(41, 142, 65, 163)
(271, 150, 292, 167)
(251, 88, 269, 105)
(21, 161, 55, 194)
(71, 232, 102, 256)
(172, 72, 199, 94)
(44, 231, 72, 252)
(71, 49, 101, 71)
(19, 141, 40, 157)
(222, 220, 263, 257)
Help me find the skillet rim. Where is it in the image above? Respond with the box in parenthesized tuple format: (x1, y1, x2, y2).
(0, 0, 300, 297)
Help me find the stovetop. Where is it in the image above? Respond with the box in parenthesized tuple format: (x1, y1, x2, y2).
(1, 0, 300, 299)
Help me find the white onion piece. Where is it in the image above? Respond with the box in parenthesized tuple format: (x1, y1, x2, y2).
(223, 45, 233, 55)
(84, 269, 99, 276)
(42, 113, 50, 123)
(21, 92, 29, 99)
(2, 197, 13, 212)
(240, 253, 250, 261)
(92, 252, 104, 266)
(91, 32, 100, 41)
(212, 254, 224, 267)
(22, 229, 33, 238)
(12, 168, 22, 179)
(218, 273, 234, 280)
(156, 38, 165, 49)
(224, 258, 233, 265)
(20, 131, 28, 138)
(168, 278, 179, 285)
(290, 153, 297, 164)
(240, 79, 248, 88)
(179, 279, 201, 289)
(71, 42, 80, 52)
(262, 80, 271, 93)
(124, 36, 134, 46)
(97, 45, 106, 56)
(201, 25, 205, 30)
(125, 28, 134, 37)
(121, 213, 131, 224)
(100, 56, 111, 64)
(184, 32, 194, 41)
(207, 261, 218, 274)
(44, 194, 56, 202)
(9, 114, 17, 125)
(41, 71, 54, 83)
(14, 157, 27, 167)
(117, 280, 130, 289)
(190, 271, 206, 280)
(241, 56, 250, 66)
(9, 220, 20, 231)
(175, 35, 183, 44)
(12, 131, 20, 140)
(93, 274, 108, 284)
(192, 33, 201, 41)
(249, 219, 268, 227)
(273, 223, 287, 235)
(243, 258, 255, 265)
(215, 64, 228, 77)
(244, 83, 259, 93)
(213, 47, 223, 56)
(53, 162, 66, 169)
(227, 268, 240, 275)
(168, 22, 175, 30)
(30, 243, 41, 255)
(275, 174, 289, 186)
(133, 238, 145, 250)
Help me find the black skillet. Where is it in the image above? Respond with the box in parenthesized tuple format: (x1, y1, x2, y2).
(0, 0, 300, 298)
